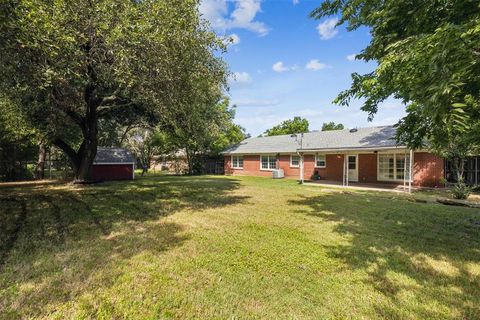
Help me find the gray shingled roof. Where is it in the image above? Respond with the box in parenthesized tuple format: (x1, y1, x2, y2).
(223, 125, 404, 154)
(94, 147, 135, 163)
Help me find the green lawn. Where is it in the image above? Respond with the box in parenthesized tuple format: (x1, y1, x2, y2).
(1, 175, 479, 319)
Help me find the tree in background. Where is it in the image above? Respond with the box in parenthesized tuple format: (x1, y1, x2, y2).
(125, 127, 173, 176)
(0, 0, 227, 182)
(311, 0, 480, 190)
(0, 98, 38, 181)
(322, 122, 344, 131)
(166, 99, 246, 174)
(264, 117, 309, 136)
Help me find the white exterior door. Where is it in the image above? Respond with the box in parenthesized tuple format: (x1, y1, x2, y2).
(347, 155, 358, 182)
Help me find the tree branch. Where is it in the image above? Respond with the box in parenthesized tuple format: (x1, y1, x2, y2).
(52, 138, 80, 169)
(97, 101, 134, 118)
(50, 90, 85, 126)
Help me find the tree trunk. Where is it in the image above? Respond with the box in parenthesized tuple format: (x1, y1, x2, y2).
(452, 156, 465, 182)
(52, 93, 99, 183)
(35, 143, 46, 180)
(75, 100, 98, 182)
(185, 150, 193, 175)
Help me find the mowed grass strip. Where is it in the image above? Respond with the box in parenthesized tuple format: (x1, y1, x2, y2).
(0, 175, 479, 319)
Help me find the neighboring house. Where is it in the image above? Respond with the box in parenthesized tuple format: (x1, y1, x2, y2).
(222, 125, 470, 188)
(151, 150, 188, 174)
(151, 151, 225, 175)
(91, 147, 135, 181)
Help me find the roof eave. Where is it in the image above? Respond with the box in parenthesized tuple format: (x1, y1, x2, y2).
(298, 146, 408, 152)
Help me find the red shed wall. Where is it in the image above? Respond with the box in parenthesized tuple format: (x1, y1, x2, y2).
(91, 164, 133, 181)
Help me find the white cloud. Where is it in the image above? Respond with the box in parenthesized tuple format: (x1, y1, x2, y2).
(233, 99, 279, 107)
(199, 0, 228, 29)
(346, 53, 356, 61)
(222, 33, 240, 47)
(292, 0, 299, 4)
(229, 71, 252, 87)
(229, 33, 240, 45)
(272, 61, 293, 73)
(199, 0, 268, 36)
(305, 59, 327, 71)
(316, 18, 339, 40)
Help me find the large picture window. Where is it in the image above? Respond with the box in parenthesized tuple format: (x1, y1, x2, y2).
(315, 154, 326, 168)
(231, 155, 243, 169)
(378, 153, 411, 181)
(261, 155, 276, 170)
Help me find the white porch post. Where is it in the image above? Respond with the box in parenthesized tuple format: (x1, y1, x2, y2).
(342, 154, 346, 187)
(408, 149, 413, 193)
(345, 154, 349, 187)
(346, 155, 349, 187)
(300, 153, 304, 184)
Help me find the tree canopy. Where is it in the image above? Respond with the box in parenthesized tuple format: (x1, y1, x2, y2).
(264, 117, 309, 136)
(322, 122, 344, 131)
(0, 0, 227, 181)
(164, 99, 246, 174)
(311, 0, 480, 162)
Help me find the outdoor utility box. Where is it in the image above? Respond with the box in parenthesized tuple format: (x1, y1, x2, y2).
(272, 169, 284, 179)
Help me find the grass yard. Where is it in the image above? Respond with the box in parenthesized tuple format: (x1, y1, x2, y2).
(0, 175, 479, 319)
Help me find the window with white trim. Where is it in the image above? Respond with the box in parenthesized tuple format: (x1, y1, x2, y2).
(290, 155, 300, 167)
(231, 155, 243, 169)
(378, 153, 411, 181)
(261, 155, 276, 170)
(315, 154, 326, 168)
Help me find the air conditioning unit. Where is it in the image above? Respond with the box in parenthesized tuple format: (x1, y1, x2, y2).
(272, 169, 284, 179)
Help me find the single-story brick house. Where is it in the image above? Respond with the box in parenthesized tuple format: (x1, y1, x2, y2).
(223, 125, 458, 188)
(90, 147, 135, 181)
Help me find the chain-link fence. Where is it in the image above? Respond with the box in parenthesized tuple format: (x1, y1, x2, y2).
(0, 158, 73, 182)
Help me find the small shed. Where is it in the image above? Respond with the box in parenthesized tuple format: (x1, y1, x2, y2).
(90, 147, 135, 181)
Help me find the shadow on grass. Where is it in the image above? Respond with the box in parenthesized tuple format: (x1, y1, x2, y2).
(289, 192, 480, 319)
(0, 175, 248, 318)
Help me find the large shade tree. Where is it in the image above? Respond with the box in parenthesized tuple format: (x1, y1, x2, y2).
(311, 0, 480, 179)
(0, 0, 227, 182)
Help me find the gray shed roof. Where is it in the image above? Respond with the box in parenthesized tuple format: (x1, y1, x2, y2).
(94, 147, 135, 164)
(223, 125, 404, 154)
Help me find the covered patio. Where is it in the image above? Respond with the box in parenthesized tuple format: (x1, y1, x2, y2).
(304, 179, 418, 193)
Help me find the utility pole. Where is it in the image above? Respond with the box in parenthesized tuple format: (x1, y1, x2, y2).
(292, 133, 304, 184)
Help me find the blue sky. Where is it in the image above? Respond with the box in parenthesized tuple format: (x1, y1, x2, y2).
(199, 0, 406, 136)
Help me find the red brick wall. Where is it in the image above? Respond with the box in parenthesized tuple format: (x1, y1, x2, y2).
(278, 155, 300, 177)
(225, 152, 445, 187)
(225, 155, 281, 177)
(413, 152, 444, 187)
(91, 164, 134, 181)
(304, 155, 316, 179)
(225, 154, 345, 180)
(358, 153, 377, 183)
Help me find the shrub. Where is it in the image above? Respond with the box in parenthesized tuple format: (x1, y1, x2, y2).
(451, 179, 472, 200)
